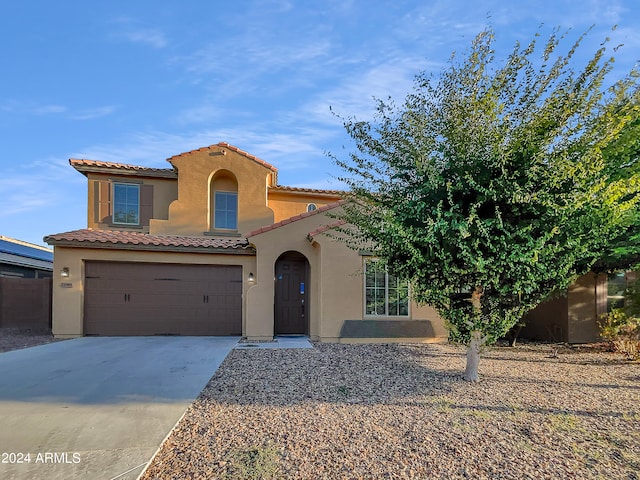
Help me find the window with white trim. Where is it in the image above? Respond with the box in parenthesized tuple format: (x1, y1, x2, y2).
(214, 191, 238, 230)
(364, 259, 409, 316)
(307, 203, 317, 212)
(113, 183, 140, 225)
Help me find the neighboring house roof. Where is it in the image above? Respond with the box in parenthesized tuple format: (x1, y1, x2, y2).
(269, 185, 344, 196)
(167, 142, 278, 173)
(70, 159, 178, 179)
(0, 235, 54, 271)
(44, 229, 255, 254)
(247, 201, 346, 237)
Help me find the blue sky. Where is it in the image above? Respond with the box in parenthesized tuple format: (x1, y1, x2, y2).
(1, 1, 639, 246)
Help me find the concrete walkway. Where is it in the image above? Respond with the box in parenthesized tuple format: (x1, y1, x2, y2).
(234, 335, 314, 349)
(0, 336, 238, 480)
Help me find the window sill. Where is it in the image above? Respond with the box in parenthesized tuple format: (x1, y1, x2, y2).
(204, 230, 242, 237)
(108, 224, 144, 230)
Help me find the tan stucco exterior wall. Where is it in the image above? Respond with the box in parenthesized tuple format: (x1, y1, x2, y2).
(313, 233, 362, 341)
(246, 210, 446, 342)
(86, 174, 178, 231)
(245, 219, 322, 341)
(150, 148, 275, 236)
(268, 191, 342, 223)
(51, 246, 256, 338)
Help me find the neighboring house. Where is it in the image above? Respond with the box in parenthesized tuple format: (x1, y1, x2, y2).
(44, 142, 448, 341)
(0, 236, 53, 278)
(521, 270, 637, 343)
(0, 236, 53, 329)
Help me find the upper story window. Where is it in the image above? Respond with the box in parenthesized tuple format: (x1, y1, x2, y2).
(364, 259, 409, 317)
(113, 183, 140, 225)
(214, 191, 238, 230)
(307, 203, 317, 212)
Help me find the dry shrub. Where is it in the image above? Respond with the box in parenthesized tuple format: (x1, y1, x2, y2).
(599, 308, 640, 360)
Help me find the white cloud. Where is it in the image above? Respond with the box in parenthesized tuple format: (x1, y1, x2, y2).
(118, 29, 168, 48)
(71, 127, 333, 170)
(0, 192, 53, 217)
(174, 104, 223, 126)
(110, 17, 168, 48)
(32, 104, 68, 115)
(1, 101, 67, 116)
(0, 101, 117, 120)
(70, 106, 118, 121)
(179, 36, 332, 93)
(0, 157, 81, 218)
(300, 55, 436, 127)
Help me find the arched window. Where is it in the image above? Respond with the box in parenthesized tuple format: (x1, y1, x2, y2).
(307, 203, 317, 212)
(210, 170, 238, 231)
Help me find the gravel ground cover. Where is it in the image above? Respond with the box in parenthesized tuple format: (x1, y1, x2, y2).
(0, 327, 63, 353)
(142, 342, 640, 480)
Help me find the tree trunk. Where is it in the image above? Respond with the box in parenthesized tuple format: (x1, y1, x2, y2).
(509, 324, 523, 347)
(464, 330, 483, 382)
(463, 287, 486, 382)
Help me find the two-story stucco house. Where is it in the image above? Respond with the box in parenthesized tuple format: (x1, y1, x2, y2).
(44, 142, 447, 342)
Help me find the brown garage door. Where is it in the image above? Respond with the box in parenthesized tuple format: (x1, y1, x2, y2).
(84, 261, 242, 336)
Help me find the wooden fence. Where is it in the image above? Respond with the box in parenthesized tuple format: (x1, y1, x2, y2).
(0, 277, 52, 330)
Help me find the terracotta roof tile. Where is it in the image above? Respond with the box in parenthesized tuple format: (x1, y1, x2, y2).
(270, 185, 344, 196)
(69, 159, 177, 178)
(44, 229, 254, 253)
(167, 142, 278, 173)
(247, 201, 346, 237)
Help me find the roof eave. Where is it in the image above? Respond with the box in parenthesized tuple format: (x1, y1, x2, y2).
(269, 187, 344, 198)
(44, 240, 256, 255)
(166, 143, 278, 174)
(70, 164, 178, 179)
(247, 200, 346, 237)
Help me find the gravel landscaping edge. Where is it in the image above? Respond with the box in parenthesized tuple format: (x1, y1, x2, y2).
(141, 341, 640, 480)
(0, 327, 64, 353)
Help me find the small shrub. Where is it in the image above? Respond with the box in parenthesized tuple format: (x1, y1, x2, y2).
(599, 308, 640, 360)
(225, 443, 281, 480)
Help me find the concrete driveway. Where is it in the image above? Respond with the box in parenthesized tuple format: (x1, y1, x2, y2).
(0, 336, 238, 480)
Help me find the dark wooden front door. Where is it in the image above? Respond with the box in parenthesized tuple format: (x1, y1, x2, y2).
(275, 254, 308, 335)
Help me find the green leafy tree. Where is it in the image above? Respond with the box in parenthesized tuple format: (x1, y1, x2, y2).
(592, 115, 640, 272)
(333, 27, 640, 381)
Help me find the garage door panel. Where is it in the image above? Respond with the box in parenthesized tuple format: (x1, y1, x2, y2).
(130, 293, 206, 307)
(84, 262, 242, 336)
(84, 292, 127, 307)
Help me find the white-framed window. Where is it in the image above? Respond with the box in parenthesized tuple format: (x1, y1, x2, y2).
(113, 183, 140, 225)
(214, 191, 238, 230)
(307, 203, 317, 212)
(364, 259, 409, 316)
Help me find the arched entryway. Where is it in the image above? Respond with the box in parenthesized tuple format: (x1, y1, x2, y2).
(274, 251, 309, 335)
